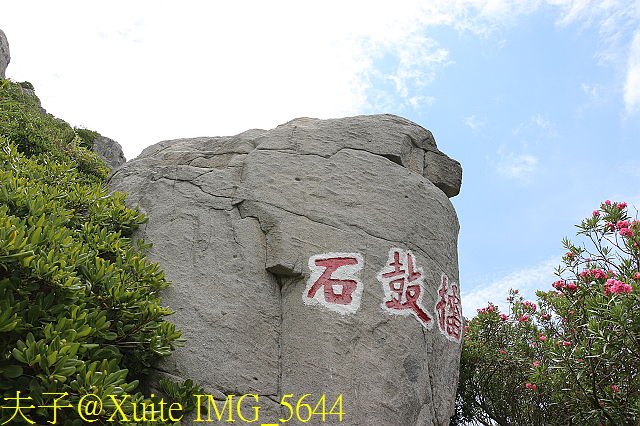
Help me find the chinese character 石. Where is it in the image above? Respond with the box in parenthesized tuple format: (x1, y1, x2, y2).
(377, 248, 433, 329)
(303, 252, 364, 315)
(435, 274, 463, 342)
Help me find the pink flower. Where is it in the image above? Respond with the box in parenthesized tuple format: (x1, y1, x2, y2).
(605, 279, 632, 294)
(593, 210, 600, 216)
(500, 314, 508, 320)
(552, 280, 566, 289)
(500, 349, 506, 354)
(620, 228, 633, 237)
(526, 383, 532, 388)
(532, 304, 537, 311)
(617, 220, 630, 229)
(563, 341, 571, 346)
(465, 326, 469, 330)
(606, 222, 616, 231)
(605, 200, 611, 206)
(612, 385, 618, 393)
(569, 311, 574, 314)
(618, 202, 627, 209)
(539, 335, 547, 341)
(525, 301, 531, 307)
(532, 384, 536, 390)
(534, 361, 539, 367)
(593, 269, 607, 279)
(567, 283, 578, 292)
(519, 315, 529, 322)
(578, 359, 583, 362)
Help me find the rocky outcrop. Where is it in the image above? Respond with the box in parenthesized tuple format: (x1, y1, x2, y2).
(108, 114, 463, 426)
(0, 29, 10, 79)
(19, 86, 47, 116)
(93, 136, 126, 170)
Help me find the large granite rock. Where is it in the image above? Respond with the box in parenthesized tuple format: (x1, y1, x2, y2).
(93, 136, 126, 170)
(0, 29, 10, 79)
(108, 114, 463, 426)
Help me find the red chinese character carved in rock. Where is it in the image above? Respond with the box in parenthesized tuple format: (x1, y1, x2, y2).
(304, 252, 364, 315)
(435, 274, 463, 342)
(377, 248, 433, 329)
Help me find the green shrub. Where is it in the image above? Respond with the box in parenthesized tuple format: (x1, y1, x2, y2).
(0, 139, 193, 424)
(0, 79, 108, 180)
(73, 128, 101, 150)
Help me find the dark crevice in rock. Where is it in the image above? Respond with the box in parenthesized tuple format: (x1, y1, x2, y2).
(157, 177, 234, 204)
(263, 395, 280, 405)
(381, 153, 403, 167)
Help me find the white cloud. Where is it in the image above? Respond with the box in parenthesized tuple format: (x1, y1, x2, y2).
(495, 144, 539, 179)
(464, 115, 486, 129)
(619, 159, 640, 177)
(461, 256, 561, 316)
(1, 0, 638, 159)
(624, 26, 640, 116)
(531, 113, 560, 137)
(348, 26, 452, 111)
(550, 0, 640, 115)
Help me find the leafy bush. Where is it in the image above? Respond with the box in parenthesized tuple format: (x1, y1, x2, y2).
(0, 140, 193, 424)
(453, 201, 640, 426)
(73, 128, 101, 150)
(0, 79, 108, 181)
(0, 77, 207, 424)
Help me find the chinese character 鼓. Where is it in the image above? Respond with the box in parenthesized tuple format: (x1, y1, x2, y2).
(435, 274, 463, 342)
(377, 248, 433, 329)
(304, 252, 364, 315)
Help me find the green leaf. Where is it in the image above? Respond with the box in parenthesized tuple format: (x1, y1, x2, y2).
(0, 364, 23, 378)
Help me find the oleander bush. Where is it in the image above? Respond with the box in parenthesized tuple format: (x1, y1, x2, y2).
(0, 77, 205, 425)
(453, 201, 640, 426)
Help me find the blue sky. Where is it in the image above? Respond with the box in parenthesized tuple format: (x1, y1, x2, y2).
(2, 0, 639, 316)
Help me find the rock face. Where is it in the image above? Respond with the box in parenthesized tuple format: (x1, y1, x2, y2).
(93, 136, 126, 170)
(108, 114, 463, 426)
(0, 29, 10, 79)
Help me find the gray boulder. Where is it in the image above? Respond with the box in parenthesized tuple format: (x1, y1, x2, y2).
(93, 136, 126, 170)
(0, 29, 10, 79)
(108, 114, 463, 426)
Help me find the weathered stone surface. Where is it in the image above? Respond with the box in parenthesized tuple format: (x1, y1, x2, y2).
(108, 114, 463, 426)
(425, 150, 462, 198)
(93, 136, 126, 170)
(0, 29, 10, 80)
